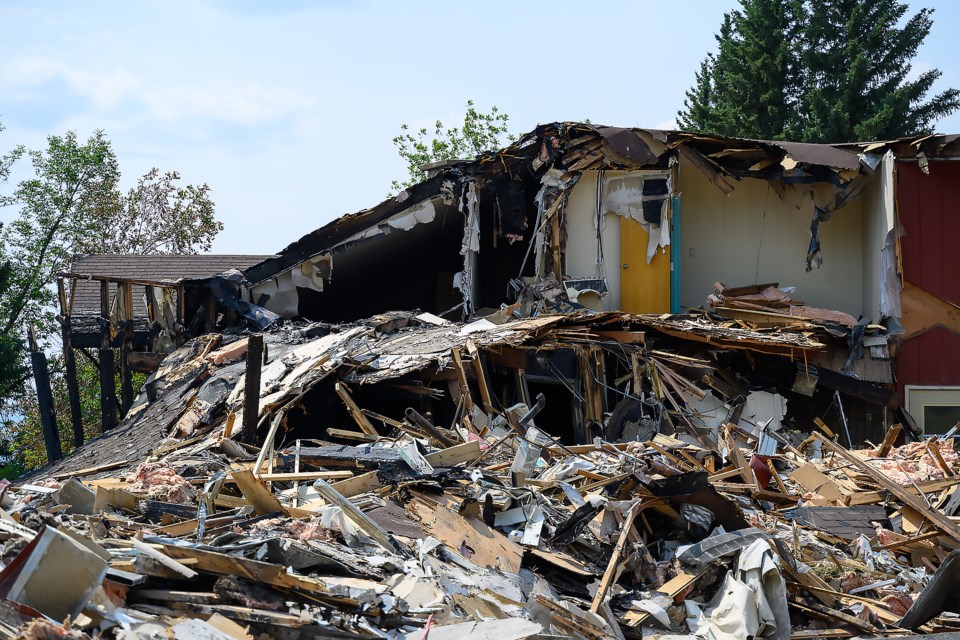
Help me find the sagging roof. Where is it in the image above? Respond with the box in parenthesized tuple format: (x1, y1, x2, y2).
(243, 123, 960, 287)
(69, 254, 276, 316)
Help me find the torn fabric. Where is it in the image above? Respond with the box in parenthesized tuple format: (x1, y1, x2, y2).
(686, 539, 789, 640)
(599, 173, 671, 263)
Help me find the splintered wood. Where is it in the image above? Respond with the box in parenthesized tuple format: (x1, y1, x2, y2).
(6, 307, 936, 639)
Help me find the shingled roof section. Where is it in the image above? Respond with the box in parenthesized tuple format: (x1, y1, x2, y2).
(68, 254, 275, 317)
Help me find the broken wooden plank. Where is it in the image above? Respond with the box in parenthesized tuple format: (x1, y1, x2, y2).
(846, 476, 960, 507)
(623, 570, 705, 627)
(590, 502, 641, 613)
(312, 479, 408, 556)
(230, 467, 283, 516)
(594, 330, 645, 344)
(405, 407, 456, 448)
(158, 543, 330, 594)
(465, 339, 495, 414)
(243, 471, 353, 482)
(876, 423, 902, 457)
(53, 459, 130, 480)
(325, 427, 380, 442)
(335, 382, 379, 436)
(450, 347, 476, 414)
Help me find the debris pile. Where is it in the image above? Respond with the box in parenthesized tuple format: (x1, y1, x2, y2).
(3, 309, 956, 638)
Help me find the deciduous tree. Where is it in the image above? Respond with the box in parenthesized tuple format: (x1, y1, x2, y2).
(0, 128, 222, 472)
(391, 100, 514, 192)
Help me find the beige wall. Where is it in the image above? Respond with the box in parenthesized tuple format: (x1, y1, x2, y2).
(565, 171, 623, 310)
(677, 156, 865, 317)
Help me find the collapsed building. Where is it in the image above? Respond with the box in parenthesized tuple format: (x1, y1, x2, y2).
(8, 124, 960, 638)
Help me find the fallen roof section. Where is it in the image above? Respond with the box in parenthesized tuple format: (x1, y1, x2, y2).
(3, 305, 952, 638)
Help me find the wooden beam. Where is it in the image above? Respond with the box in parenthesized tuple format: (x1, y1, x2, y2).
(900, 280, 960, 340)
(623, 570, 705, 627)
(204, 288, 217, 333)
(230, 467, 283, 515)
(846, 475, 960, 506)
(325, 427, 379, 442)
(677, 145, 735, 194)
(238, 470, 353, 482)
(158, 544, 331, 594)
(596, 330, 645, 344)
(405, 407, 456, 448)
(876, 423, 902, 457)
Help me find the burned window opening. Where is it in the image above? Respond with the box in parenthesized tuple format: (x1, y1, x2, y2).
(295, 201, 465, 323)
(475, 172, 543, 312)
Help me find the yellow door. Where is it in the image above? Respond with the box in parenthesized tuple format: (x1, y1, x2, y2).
(620, 217, 671, 313)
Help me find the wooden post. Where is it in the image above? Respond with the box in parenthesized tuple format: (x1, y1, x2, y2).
(57, 278, 84, 448)
(205, 289, 218, 333)
(144, 286, 160, 352)
(99, 280, 118, 431)
(578, 346, 605, 441)
(175, 285, 186, 346)
(119, 282, 135, 416)
(27, 326, 62, 462)
(242, 334, 264, 444)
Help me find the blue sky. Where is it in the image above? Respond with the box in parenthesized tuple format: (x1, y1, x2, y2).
(2, 0, 958, 255)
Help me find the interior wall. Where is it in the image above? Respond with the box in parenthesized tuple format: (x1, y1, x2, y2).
(677, 156, 865, 316)
(565, 170, 671, 311)
(565, 171, 622, 310)
(860, 152, 895, 322)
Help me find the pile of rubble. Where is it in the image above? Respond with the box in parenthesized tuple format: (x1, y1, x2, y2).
(2, 309, 956, 639)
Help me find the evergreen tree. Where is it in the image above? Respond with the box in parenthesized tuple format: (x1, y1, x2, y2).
(801, 0, 959, 142)
(679, 0, 960, 142)
(679, 0, 804, 140)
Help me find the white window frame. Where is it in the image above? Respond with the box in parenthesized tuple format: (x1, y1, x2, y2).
(905, 385, 960, 436)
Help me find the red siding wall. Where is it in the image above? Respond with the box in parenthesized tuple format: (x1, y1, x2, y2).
(896, 160, 960, 395)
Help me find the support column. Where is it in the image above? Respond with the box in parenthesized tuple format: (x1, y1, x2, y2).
(119, 282, 134, 415)
(242, 334, 264, 444)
